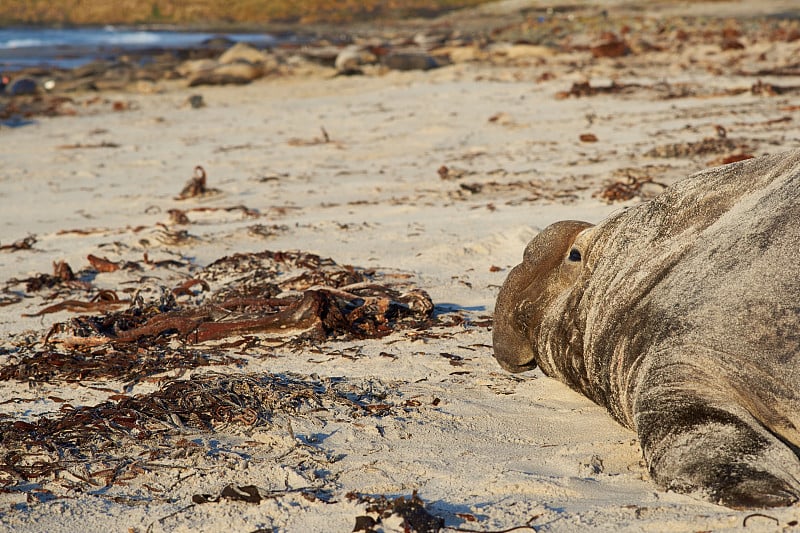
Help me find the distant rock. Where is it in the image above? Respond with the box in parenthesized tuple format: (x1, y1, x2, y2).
(187, 62, 263, 86)
(218, 42, 272, 65)
(6, 77, 38, 96)
(176, 59, 218, 78)
(335, 45, 377, 75)
(177, 42, 276, 86)
(382, 52, 441, 71)
(202, 35, 236, 49)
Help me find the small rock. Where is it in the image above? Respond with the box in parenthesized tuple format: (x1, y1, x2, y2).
(188, 62, 262, 86)
(300, 46, 341, 67)
(382, 52, 440, 71)
(213, 61, 263, 79)
(186, 94, 205, 108)
(7, 77, 38, 96)
(176, 59, 217, 78)
(218, 42, 270, 65)
(334, 45, 376, 75)
(202, 35, 236, 49)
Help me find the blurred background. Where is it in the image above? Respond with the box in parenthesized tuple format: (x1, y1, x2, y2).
(0, 0, 494, 25)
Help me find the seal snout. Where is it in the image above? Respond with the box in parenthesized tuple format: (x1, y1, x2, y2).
(492, 263, 540, 373)
(493, 346, 537, 373)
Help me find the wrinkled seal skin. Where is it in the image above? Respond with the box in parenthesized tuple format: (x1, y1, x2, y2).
(493, 150, 800, 509)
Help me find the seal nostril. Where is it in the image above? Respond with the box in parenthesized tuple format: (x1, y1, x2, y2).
(568, 249, 582, 262)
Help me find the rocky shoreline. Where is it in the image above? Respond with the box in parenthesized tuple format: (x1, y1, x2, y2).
(3, 1, 798, 123)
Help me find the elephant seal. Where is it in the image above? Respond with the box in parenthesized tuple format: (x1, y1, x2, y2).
(493, 149, 800, 509)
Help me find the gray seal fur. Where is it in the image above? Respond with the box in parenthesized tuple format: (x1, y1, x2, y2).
(493, 149, 800, 508)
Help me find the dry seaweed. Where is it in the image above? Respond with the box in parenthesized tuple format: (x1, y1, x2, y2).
(594, 173, 667, 203)
(288, 126, 343, 147)
(21, 289, 128, 317)
(590, 36, 630, 58)
(6, 260, 82, 293)
(57, 141, 120, 149)
(556, 81, 633, 98)
(555, 80, 746, 100)
(349, 491, 445, 533)
(645, 137, 742, 158)
(4, 249, 434, 383)
(193, 484, 263, 504)
(175, 166, 221, 200)
(451, 179, 585, 204)
(0, 235, 36, 252)
(167, 205, 260, 225)
(750, 80, 800, 96)
(45, 283, 433, 346)
(0, 95, 75, 120)
(0, 345, 242, 384)
(0, 372, 402, 487)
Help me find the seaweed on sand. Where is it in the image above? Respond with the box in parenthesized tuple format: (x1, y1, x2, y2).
(0, 372, 406, 488)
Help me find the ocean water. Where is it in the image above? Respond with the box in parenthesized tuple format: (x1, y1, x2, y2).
(0, 26, 278, 71)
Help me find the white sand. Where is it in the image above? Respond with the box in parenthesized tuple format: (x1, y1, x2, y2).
(2, 2, 800, 531)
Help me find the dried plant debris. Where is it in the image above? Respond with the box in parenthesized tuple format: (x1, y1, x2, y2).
(9, 260, 80, 293)
(38, 250, 433, 348)
(191, 484, 331, 506)
(750, 80, 800, 96)
(0, 345, 243, 384)
(1, 250, 434, 384)
(175, 165, 221, 200)
(556, 80, 749, 100)
(87, 254, 141, 272)
(247, 223, 290, 238)
(0, 95, 76, 121)
(645, 136, 744, 158)
(451, 179, 588, 204)
(594, 168, 668, 203)
(168, 205, 260, 226)
(193, 484, 263, 504)
(2, 254, 188, 312)
(288, 126, 343, 148)
(2, 260, 92, 311)
(0, 372, 405, 488)
(349, 491, 445, 533)
(0, 235, 37, 252)
(22, 289, 129, 317)
(57, 141, 120, 149)
(556, 81, 670, 99)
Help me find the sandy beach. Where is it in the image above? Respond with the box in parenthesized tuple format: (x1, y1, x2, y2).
(2, 1, 800, 531)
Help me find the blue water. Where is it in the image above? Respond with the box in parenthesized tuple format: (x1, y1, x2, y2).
(0, 26, 278, 70)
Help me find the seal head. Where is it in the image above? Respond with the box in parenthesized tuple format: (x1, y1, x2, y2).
(493, 220, 592, 373)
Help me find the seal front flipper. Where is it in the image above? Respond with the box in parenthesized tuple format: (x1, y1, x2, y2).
(634, 367, 800, 509)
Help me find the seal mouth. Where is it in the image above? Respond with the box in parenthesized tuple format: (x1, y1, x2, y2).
(492, 341, 538, 374)
(495, 357, 537, 374)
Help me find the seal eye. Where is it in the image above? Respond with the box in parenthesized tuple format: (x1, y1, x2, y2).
(568, 248, 582, 262)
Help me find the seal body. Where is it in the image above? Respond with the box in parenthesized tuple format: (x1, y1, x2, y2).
(493, 150, 800, 508)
